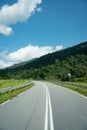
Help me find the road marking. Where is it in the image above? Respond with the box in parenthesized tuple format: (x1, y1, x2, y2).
(68, 89, 87, 100)
(43, 84, 54, 130)
(44, 85, 48, 130)
(18, 92, 24, 97)
(1, 100, 11, 106)
(59, 85, 87, 100)
(48, 90, 54, 130)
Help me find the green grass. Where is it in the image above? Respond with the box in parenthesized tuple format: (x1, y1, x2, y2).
(0, 83, 34, 104)
(72, 82, 87, 86)
(0, 79, 28, 88)
(52, 81, 87, 97)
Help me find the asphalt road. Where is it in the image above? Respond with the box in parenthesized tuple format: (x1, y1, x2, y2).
(0, 81, 87, 130)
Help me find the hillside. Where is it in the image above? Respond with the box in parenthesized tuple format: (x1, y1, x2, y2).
(0, 41, 87, 81)
(9, 58, 37, 69)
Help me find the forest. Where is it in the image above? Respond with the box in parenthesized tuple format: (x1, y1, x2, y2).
(0, 41, 87, 82)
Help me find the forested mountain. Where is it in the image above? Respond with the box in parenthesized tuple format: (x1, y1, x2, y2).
(0, 41, 87, 81)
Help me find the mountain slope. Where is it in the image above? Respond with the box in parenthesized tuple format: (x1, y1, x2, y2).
(7, 41, 87, 70)
(0, 41, 87, 81)
(14, 41, 87, 69)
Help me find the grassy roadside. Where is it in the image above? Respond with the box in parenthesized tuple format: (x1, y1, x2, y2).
(0, 79, 28, 88)
(51, 81, 87, 97)
(0, 83, 34, 104)
(72, 81, 87, 86)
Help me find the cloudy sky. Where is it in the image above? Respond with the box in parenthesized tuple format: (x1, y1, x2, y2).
(0, 0, 87, 69)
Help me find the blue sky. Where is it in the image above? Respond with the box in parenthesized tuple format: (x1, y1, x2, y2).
(0, 0, 87, 68)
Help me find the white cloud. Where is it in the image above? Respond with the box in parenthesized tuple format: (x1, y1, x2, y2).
(7, 45, 55, 62)
(0, 25, 13, 36)
(56, 45, 63, 51)
(0, 60, 13, 69)
(0, 0, 42, 35)
(36, 7, 42, 12)
(0, 50, 8, 57)
(0, 44, 63, 69)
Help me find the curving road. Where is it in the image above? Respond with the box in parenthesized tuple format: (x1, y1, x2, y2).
(0, 81, 87, 130)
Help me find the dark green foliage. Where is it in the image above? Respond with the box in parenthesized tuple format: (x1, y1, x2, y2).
(0, 41, 87, 81)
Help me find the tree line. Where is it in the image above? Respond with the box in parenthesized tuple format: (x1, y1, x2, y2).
(0, 41, 87, 82)
(0, 55, 87, 82)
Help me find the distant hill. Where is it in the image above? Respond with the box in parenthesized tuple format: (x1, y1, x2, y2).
(0, 41, 87, 81)
(9, 58, 37, 69)
(6, 41, 87, 70)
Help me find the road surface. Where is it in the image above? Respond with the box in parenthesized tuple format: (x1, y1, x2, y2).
(0, 81, 87, 130)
